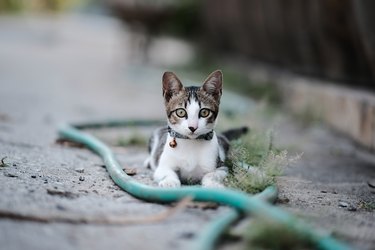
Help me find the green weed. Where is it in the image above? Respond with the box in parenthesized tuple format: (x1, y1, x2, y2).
(358, 200, 375, 211)
(224, 130, 300, 194)
(116, 135, 147, 147)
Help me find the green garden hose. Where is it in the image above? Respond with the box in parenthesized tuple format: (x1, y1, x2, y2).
(58, 120, 351, 250)
(194, 185, 279, 250)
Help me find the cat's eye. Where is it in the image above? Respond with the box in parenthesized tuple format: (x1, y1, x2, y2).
(175, 108, 187, 118)
(199, 108, 211, 118)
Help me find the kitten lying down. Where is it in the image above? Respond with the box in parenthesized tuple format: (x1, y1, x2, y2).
(145, 70, 248, 188)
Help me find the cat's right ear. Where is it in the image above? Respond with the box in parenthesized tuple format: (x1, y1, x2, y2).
(162, 72, 183, 102)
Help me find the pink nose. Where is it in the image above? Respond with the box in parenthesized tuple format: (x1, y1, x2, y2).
(188, 126, 197, 132)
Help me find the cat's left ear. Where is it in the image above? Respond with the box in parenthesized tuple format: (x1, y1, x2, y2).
(202, 70, 222, 99)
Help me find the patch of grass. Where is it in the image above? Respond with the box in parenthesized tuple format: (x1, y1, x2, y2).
(224, 130, 300, 194)
(358, 200, 375, 211)
(245, 218, 314, 250)
(116, 134, 147, 147)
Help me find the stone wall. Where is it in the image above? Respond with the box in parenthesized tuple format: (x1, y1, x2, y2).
(242, 62, 375, 150)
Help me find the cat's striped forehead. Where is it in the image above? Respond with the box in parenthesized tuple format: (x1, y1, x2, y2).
(167, 86, 219, 111)
(185, 86, 200, 105)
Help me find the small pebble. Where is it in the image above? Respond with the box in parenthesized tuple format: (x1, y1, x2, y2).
(4, 172, 18, 178)
(179, 232, 195, 239)
(56, 204, 66, 211)
(277, 197, 290, 204)
(347, 206, 357, 212)
(79, 176, 85, 181)
(75, 167, 84, 173)
(367, 180, 375, 188)
(123, 167, 137, 176)
(339, 201, 349, 208)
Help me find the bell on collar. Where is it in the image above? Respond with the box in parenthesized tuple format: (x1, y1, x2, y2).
(169, 137, 177, 148)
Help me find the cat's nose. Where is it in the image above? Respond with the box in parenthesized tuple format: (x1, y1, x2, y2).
(188, 126, 197, 133)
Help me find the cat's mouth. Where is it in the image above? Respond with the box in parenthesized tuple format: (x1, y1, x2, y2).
(188, 132, 196, 137)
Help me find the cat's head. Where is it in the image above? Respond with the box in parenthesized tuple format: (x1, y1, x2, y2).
(162, 70, 222, 139)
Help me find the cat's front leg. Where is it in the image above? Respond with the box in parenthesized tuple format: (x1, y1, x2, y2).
(154, 166, 181, 188)
(201, 166, 227, 188)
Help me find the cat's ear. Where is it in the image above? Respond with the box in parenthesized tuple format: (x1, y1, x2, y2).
(162, 72, 184, 102)
(202, 70, 222, 99)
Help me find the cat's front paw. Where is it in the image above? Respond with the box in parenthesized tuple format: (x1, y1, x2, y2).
(202, 171, 226, 188)
(159, 178, 181, 188)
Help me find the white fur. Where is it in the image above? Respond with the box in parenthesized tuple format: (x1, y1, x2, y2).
(153, 133, 226, 188)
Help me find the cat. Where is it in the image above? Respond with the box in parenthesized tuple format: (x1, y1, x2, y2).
(145, 70, 248, 188)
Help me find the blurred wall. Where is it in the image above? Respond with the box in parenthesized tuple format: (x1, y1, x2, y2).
(202, 0, 375, 88)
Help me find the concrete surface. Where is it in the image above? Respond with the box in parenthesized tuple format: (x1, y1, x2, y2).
(0, 13, 374, 250)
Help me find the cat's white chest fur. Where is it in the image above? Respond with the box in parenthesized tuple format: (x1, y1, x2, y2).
(153, 133, 225, 187)
(161, 134, 219, 181)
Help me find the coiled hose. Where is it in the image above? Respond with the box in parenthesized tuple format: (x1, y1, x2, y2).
(58, 120, 351, 250)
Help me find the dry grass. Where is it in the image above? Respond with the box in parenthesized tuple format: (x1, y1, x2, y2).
(224, 130, 301, 194)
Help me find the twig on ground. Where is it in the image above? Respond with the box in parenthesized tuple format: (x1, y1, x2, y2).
(1, 157, 8, 167)
(0, 196, 193, 225)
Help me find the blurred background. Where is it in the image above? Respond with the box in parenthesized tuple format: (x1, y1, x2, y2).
(1, 0, 374, 149)
(2, 0, 374, 81)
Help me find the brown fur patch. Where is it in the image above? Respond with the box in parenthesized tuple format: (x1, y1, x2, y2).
(165, 89, 189, 124)
(196, 88, 220, 124)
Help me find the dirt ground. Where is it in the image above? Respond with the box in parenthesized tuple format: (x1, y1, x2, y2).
(273, 115, 375, 250)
